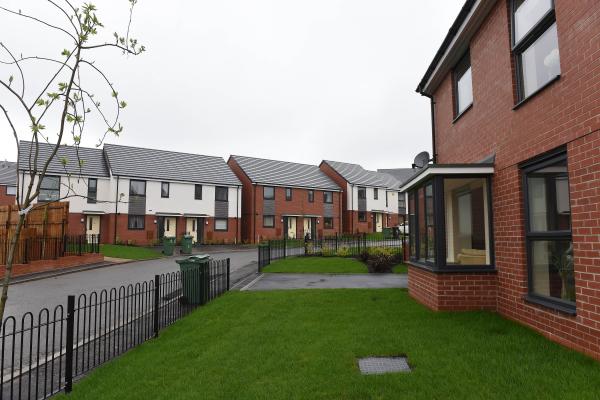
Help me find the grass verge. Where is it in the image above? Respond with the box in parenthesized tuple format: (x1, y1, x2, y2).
(57, 290, 600, 400)
(100, 244, 163, 260)
(262, 256, 368, 273)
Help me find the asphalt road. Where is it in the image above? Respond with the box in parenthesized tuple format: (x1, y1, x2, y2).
(3, 247, 258, 322)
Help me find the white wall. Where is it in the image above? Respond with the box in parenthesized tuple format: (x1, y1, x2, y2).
(346, 183, 393, 212)
(19, 173, 242, 218)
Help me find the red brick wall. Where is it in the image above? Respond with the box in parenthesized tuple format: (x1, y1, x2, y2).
(408, 266, 498, 311)
(0, 186, 15, 207)
(0, 253, 104, 278)
(425, 0, 600, 359)
(227, 158, 256, 243)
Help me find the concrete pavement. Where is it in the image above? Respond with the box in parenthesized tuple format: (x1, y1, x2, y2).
(242, 273, 408, 291)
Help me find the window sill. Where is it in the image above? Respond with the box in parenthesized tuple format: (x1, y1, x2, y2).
(452, 103, 473, 124)
(524, 294, 576, 316)
(513, 75, 560, 110)
(408, 260, 496, 274)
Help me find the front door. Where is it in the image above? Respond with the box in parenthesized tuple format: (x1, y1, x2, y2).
(375, 213, 383, 233)
(186, 218, 204, 244)
(86, 215, 100, 241)
(285, 217, 297, 239)
(303, 218, 312, 240)
(164, 217, 177, 237)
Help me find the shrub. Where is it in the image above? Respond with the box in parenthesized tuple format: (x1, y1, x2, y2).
(336, 247, 352, 257)
(363, 247, 403, 273)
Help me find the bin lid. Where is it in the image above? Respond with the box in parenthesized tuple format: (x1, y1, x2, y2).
(176, 254, 211, 263)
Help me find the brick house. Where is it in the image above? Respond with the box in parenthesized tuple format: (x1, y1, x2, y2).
(320, 160, 405, 234)
(228, 155, 342, 243)
(403, 0, 600, 360)
(18, 142, 242, 245)
(0, 161, 17, 206)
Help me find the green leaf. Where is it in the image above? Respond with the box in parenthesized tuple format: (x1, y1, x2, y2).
(61, 49, 71, 57)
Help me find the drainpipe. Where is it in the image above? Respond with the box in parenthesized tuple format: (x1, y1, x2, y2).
(422, 93, 437, 164)
(350, 184, 354, 234)
(253, 184, 257, 243)
(236, 186, 240, 244)
(113, 176, 119, 244)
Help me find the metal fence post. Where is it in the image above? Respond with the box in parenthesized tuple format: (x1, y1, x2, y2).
(267, 241, 271, 265)
(226, 258, 230, 290)
(78, 235, 82, 256)
(153, 275, 160, 338)
(283, 235, 287, 259)
(65, 295, 75, 393)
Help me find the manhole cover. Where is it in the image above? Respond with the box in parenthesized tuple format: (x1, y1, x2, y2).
(358, 356, 411, 375)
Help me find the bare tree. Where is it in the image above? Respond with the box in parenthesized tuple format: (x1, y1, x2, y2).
(0, 0, 145, 321)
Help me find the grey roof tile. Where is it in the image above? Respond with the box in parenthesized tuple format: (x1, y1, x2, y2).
(0, 161, 16, 186)
(323, 160, 402, 189)
(377, 168, 419, 186)
(104, 144, 240, 186)
(18, 141, 109, 177)
(231, 155, 340, 191)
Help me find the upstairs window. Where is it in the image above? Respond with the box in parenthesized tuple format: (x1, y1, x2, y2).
(129, 180, 146, 197)
(215, 186, 228, 201)
(308, 190, 314, 203)
(323, 191, 333, 204)
(398, 192, 406, 214)
(285, 188, 292, 201)
(6, 186, 16, 196)
(195, 184, 203, 200)
(161, 182, 170, 198)
(512, 0, 560, 100)
(87, 178, 97, 204)
(453, 52, 473, 117)
(358, 187, 366, 200)
(39, 176, 60, 202)
(264, 186, 275, 200)
(374, 188, 379, 200)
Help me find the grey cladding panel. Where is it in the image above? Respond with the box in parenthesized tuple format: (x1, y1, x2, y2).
(128, 195, 146, 215)
(323, 203, 334, 218)
(263, 199, 275, 215)
(358, 198, 367, 211)
(214, 201, 229, 218)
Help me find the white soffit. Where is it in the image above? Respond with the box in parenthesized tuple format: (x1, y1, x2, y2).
(399, 165, 494, 192)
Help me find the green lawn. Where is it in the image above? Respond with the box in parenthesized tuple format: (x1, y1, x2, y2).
(263, 256, 408, 274)
(100, 244, 163, 260)
(57, 290, 600, 400)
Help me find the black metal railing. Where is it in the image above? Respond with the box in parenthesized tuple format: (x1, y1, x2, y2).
(258, 234, 405, 271)
(0, 235, 100, 265)
(0, 258, 230, 399)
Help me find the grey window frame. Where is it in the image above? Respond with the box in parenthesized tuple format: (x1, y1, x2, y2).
(285, 188, 292, 201)
(215, 186, 229, 202)
(161, 182, 170, 198)
(398, 192, 406, 214)
(323, 217, 334, 229)
(5, 186, 16, 196)
(39, 175, 60, 202)
(214, 218, 228, 231)
(129, 180, 146, 197)
(511, 0, 559, 103)
(358, 187, 366, 200)
(453, 51, 473, 118)
(195, 184, 203, 200)
(308, 190, 314, 203)
(521, 147, 575, 313)
(87, 178, 97, 204)
(264, 186, 275, 200)
(374, 188, 378, 200)
(358, 211, 367, 222)
(323, 191, 333, 204)
(128, 215, 145, 230)
(263, 215, 275, 228)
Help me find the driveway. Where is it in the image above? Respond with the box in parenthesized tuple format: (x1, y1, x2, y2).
(242, 273, 408, 291)
(3, 247, 257, 321)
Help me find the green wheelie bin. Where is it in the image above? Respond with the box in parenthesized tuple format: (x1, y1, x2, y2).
(181, 235, 194, 255)
(163, 236, 176, 256)
(176, 255, 211, 304)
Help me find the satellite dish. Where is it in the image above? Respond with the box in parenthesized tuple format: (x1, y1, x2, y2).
(412, 151, 431, 169)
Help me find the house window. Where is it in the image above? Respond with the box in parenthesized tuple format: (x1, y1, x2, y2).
(418, 183, 435, 263)
(358, 187, 366, 200)
(263, 215, 275, 228)
(6, 186, 16, 196)
(324, 217, 334, 229)
(285, 188, 292, 201)
(215, 186, 228, 201)
(264, 186, 275, 200)
(39, 176, 60, 202)
(453, 52, 473, 116)
(308, 190, 314, 203)
(408, 192, 416, 257)
(161, 182, 170, 198)
(385, 192, 389, 207)
(87, 178, 97, 204)
(215, 218, 228, 231)
(522, 150, 574, 309)
(374, 188, 379, 200)
(398, 192, 406, 214)
(195, 184, 202, 200)
(128, 215, 145, 230)
(323, 191, 333, 204)
(358, 212, 366, 222)
(512, 0, 560, 100)
(129, 180, 146, 196)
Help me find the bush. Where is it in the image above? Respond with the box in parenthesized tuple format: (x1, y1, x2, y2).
(362, 247, 403, 273)
(336, 247, 352, 257)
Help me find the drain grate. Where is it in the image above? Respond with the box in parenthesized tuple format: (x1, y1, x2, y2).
(358, 356, 411, 375)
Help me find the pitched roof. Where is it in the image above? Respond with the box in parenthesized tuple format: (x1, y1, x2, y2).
(104, 144, 241, 186)
(322, 160, 401, 189)
(377, 168, 418, 186)
(230, 155, 340, 191)
(18, 141, 110, 177)
(0, 161, 16, 186)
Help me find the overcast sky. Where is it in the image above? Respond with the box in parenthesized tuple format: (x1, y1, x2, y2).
(0, 0, 463, 170)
